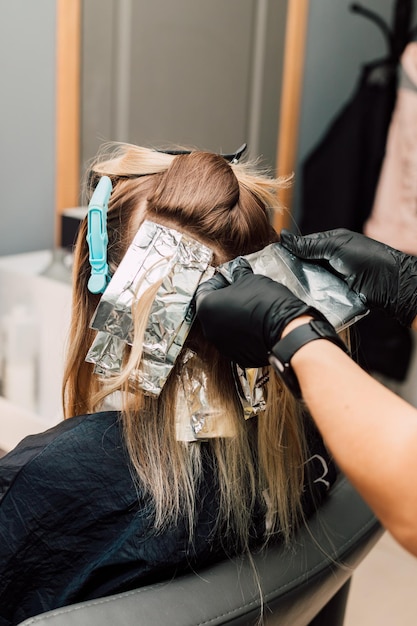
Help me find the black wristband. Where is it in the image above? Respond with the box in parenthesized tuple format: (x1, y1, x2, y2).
(268, 319, 349, 398)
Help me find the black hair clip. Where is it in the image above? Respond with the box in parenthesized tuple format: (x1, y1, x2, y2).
(158, 143, 247, 163)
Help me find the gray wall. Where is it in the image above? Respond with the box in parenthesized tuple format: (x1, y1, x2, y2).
(0, 0, 56, 255)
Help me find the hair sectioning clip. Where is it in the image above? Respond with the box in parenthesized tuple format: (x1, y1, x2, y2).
(86, 176, 113, 294)
(158, 143, 247, 163)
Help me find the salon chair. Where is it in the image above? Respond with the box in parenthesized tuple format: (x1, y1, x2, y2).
(18, 475, 382, 626)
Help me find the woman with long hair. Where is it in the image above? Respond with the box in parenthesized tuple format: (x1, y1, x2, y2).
(0, 144, 336, 624)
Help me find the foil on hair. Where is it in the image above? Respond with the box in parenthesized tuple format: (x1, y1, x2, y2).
(218, 243, 368, 330)
(175, 350, 237, 441)
(86, 220, 214, 395)
(233, 365, 268, 419)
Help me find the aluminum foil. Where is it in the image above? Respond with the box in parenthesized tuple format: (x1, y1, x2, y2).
(175, 350, 237, 441)
(86, 220, 214, 395)
(233, 365, 268, 419)
(218, 243, 368, 330)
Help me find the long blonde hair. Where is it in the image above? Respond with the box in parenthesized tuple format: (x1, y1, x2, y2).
(63, 144, 307, 551)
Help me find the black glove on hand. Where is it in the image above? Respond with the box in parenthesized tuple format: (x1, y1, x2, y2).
(195, 258, 322, 368)
(281, 228, 417, 328)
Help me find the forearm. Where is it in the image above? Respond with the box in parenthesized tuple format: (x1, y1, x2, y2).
(287, 321, 417, 555)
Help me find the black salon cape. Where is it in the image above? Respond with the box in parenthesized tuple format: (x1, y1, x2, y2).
(0, 411, 335, 625)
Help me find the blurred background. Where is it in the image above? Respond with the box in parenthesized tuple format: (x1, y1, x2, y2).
(1, 1, 417, 623)
(3, 0, 415, 254)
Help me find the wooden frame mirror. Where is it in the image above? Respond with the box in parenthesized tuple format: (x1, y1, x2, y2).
(55, 0, 81, 246)
(55, 0, 309, 241)
(275, 0, 310, 232)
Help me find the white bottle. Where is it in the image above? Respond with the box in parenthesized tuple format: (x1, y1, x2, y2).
(2, 305, 38, 413)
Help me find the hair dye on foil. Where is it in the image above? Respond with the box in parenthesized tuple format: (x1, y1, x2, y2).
(86, 220, 214, 395)
(233, 365, 268, 419)
(218, 243, 368, 330)
(175, 350, 237, 442)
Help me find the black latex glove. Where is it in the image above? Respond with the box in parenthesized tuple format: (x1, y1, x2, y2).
(195, 258, 322, 368)
(281, 228, 417, 327)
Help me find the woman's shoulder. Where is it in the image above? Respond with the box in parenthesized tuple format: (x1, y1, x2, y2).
(0, 411, 127, 501)
(5, 410, 122, 458)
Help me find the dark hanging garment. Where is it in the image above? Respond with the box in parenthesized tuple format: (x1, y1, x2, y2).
(300, 60, 397, 235)
(299, 1, 415, 382)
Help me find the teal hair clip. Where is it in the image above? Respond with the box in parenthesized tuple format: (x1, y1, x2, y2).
(86, 176, 113, 294)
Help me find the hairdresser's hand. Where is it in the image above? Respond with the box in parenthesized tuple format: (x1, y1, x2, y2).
(281, 228, 417, 328)
(195, 258, 321, 368)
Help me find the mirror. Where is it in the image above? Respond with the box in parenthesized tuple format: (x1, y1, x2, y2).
(60, 0, 294, 241)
